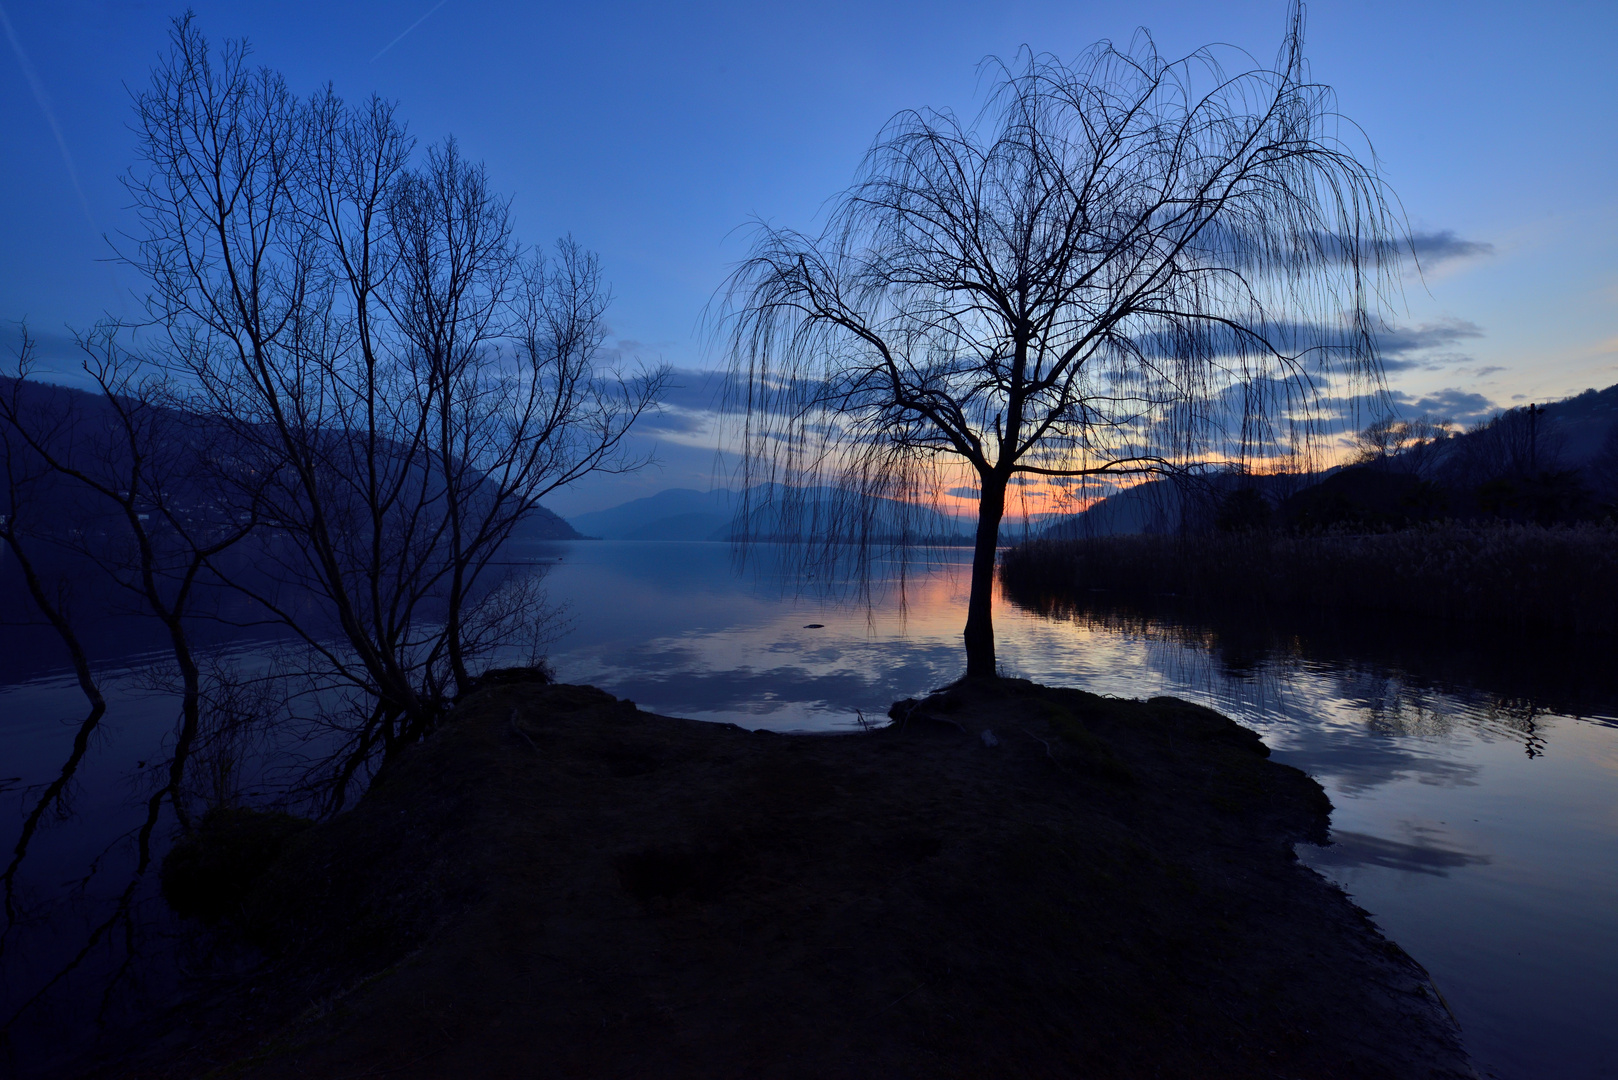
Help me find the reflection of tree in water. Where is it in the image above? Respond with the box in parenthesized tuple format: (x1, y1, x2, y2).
(1043, 606, 1303, 724)
(1357, 682, 1459, 740)
(1003, 587, 1595, 761)
(1002, 575, 1617, 738)
(732, 540, 963, 630)
(1484, 698, 1549, 758)
(1360, 688, 1553, 757)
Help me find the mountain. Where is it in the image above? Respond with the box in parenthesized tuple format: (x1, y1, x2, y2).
(567, 485, 976, 544)
(0, 375, 583, 539)
(1514, 384, 1618, 466)
(566, 488, 737, 540)
(511, 504, 585, 540)
(1037, 479, 1185, 539)
(1032, 381, 1618, 538)
(717, 487, 974, 543)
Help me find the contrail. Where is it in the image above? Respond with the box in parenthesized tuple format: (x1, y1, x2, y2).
(371, 0, 451, 63)
(0, 2, 97, 235)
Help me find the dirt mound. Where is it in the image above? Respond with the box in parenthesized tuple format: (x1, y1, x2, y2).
(114, 681, 1472, 1079)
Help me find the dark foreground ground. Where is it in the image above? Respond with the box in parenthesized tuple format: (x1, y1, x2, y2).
(99, 678, 1472, 1079)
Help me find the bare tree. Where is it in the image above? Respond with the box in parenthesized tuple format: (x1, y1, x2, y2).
(0, 326, 265, 1014)
(1, 14, 663, 1039)
(2, 332, 259, 834)
(1350, 414, 1454, 475)
(723, 8, 1407, 677)
(0, 334, 110, 951)
(122, 17, 664, 800)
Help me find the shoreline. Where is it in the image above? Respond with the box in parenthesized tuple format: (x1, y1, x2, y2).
(1001, 524, 1618, 638)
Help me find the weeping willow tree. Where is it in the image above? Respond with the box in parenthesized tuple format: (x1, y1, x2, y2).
(722, 7, 1408, 678)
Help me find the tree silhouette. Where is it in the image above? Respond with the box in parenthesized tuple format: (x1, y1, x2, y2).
(119, 17, 665, 796)
(723, 7, 1407, 677)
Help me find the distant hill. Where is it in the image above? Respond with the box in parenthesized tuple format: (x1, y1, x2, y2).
(528, 383, 1618, 546)
(1524, 384, 1618, 465)
(567, 485, 975, 544)
(567, 488, 737, 540)
(511, 504, 584, 540)
(1030, 381, 1618, 537)
(1037, 479, 1185, 539)
(721, 486, 974, 544)
(0, 375, 582, 539)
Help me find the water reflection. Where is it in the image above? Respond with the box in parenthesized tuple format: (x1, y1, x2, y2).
(990, 573, 1618, 1080)
(5, 540, 1617, 1079)
(531, 543, 1618, 1079)
(1308, 829, 1493, 876)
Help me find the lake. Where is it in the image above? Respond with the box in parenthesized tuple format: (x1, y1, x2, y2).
(4, 539, 1616, 1078)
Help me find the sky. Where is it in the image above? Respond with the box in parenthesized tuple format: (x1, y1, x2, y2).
(2, 0, 1615, 515)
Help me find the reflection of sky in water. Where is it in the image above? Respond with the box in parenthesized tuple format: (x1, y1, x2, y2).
(536, 542, 1618, 1080)
(4, 539, 1617, 1078)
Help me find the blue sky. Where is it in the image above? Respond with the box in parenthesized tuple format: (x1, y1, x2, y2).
(2, 0, 1615, 513)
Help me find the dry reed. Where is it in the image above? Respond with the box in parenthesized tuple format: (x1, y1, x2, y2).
(1000, 522, 1618, 637)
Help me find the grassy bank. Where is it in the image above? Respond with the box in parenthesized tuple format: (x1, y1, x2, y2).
(1001, 522, 1618, 636)
(98, 679, 1470, 1079)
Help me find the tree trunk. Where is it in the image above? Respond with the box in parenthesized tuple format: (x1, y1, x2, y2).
(964, 472, 1007, 679)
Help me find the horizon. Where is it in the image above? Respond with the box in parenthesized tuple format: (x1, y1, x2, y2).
(5, 364, 1612, 532)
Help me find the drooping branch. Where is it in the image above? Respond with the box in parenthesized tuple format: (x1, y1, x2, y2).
(720, 4, 1407, 675)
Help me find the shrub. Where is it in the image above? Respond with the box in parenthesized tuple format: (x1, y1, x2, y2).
(160, 807, 313, 923)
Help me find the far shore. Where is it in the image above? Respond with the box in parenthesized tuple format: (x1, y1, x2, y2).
(1002, 522, 1618, 637)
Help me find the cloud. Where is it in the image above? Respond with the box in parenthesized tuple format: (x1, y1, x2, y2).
(1129, 316, 1483, 372)
(608, 336, 676, 359)
(0, 322, 102, 389)
(1, 321, 75, 358)
(1378, 318, 1484, 358)
(1302, 830, 1490, 876)
(606, 313, 1493, 476)
(1316, 384, 1499, 434)
(1408, 230, 1495, 266)
(1391, 388, 1497, 425)
(1375, 318, 1485, 372)
(636, 408, 711, 435)
(1200, 225, 1492, 273)
(654, 366, 729, 413)
(1297, 228, 1493, 268)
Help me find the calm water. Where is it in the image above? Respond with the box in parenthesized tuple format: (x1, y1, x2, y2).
(4, 539, 1617, 1078)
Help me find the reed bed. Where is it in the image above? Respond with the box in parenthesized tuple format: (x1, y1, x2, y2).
(1000, 522, 1618, 637)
